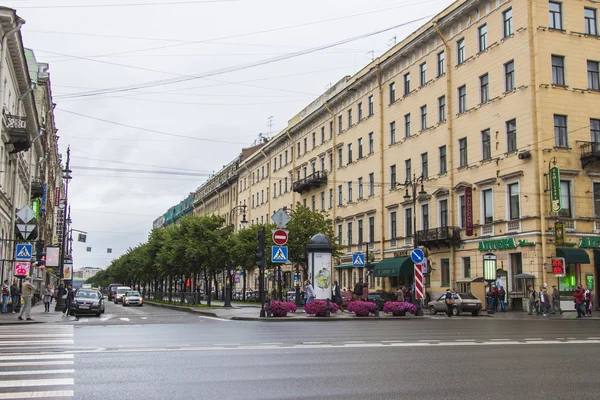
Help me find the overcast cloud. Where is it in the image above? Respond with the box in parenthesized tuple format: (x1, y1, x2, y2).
(6, 0, 454, 269)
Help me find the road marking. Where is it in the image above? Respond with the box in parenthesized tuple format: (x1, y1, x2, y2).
(213, 343, 240, 346)
(141, 317, 148, 320)
(490, 339, 511, 341)
(343, 341, 367, 344)
(0, 391, 74, 399)
(197, 316, 234, 322)
(0, 334, 73, 339)
(0, 354, 73, 361)
(0, 340, 73, 346)
(381, 340, 404, 343)
(0, 370, 74, 376)
(524, 338, 543, 341)
(302, 341, 323, 344)
(260, 342, 283, 345)
(119, 318, 130, 322)
(0, 378, 74, 388)
(588, 337, 600, 340)
(0, 361, 74, 367)
(455, 339, 476, 342)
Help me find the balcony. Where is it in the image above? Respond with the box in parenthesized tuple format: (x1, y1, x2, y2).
(581, 142, 600, 168)
(30, 181, 44, 199)
(292, 171, 328, 194)
(416, 226, 461, 249)
(3, 114, 31, 153)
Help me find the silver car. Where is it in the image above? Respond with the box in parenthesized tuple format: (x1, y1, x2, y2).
(428, 292, 482, 316)
(122, 290, 143, 307)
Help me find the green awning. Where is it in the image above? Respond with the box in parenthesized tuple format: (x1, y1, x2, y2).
(334, 263, 354, 269)
(373, 257, 414, 277)
(556, 248, 590, 264)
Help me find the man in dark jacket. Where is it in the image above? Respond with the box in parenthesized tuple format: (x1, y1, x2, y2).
(498, 286, 506, 312)
(353, 279, 363, 300)
(10, 280, 19, 313)
(63, 284, 75, 317)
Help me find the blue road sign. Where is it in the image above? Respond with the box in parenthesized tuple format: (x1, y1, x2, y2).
(411, 248, 425, 264)
(271, 246, 288, 263)
(15, 244, 33, 260)
(352, 253, 365, 267)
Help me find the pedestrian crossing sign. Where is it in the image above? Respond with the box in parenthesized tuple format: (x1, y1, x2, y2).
(352, 253, 365, 267)
(15, 244, 32, 260)
(271, 246, 288, 263)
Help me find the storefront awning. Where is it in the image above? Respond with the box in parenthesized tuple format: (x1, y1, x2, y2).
(514, 273, 535, 279)
(334, 263, 354, 269)
(373, 257, 414, 277)
(556, 248, 590, 264)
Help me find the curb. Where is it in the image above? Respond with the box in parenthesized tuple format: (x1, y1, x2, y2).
(0, 320, 44, 326)
(145, 301, 219, 318)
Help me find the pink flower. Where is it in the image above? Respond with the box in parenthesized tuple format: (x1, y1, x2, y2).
(347, 301, 376, 316)
(304, 299, 339, 315)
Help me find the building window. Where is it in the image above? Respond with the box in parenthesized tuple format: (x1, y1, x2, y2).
(591, 118, 600, 142)
(459, 194, 466, 228)
(348, 181, 353, 203)
(420, 105, 427, 131)
(559, 180, 572, 218)
(320, 156, 325, 172)
(439, 145, 447, 174)
(439, 199, 448, 228)
(588, 60, 599, 90)
(347, 143, 353, 164)
(329, 153, 333, 171)
(369, 173, 375, 196)
(459, 137, 468, 167)
(390, 211, 397, 239)
(274, 158, 277, 171)
(338, 185, 343, 206)
(481, 129, 491, 161)
(458, 85, 467, 113)
(358, 103, 363, 121)
(421, 152, 428, 179)
(369, 216, 375, 244)
(285, 177, 288, 192)
(390, 121, 396, 144)
(273, 183, 277, 198)
(338, 224, 343, 245)
(478, 24, 488, 52)
(438, 95, 446, 122)
(348, 109, 353, 127)
(594, 183, 600, 217)
(551, 55, 565, 86)
(420, 63, 427, 86)
(405, 208, 413, 237)
(457, 38, 465, 64)
(329, 121, 333, 139)
(404, 113, 411, 138)
(505, 60, 515, 91)
(403, 73, 410, 95)
(321, 191, 325, 210)
(483, 189, 493, 224)
(368, 132, 374, 154)
(421, 204, 429, 230)
(506, 119, 517, 153)
(337, 147, 343, 167)
(329, 188, 333, 209)
(441, 259, 450, 286)
(389, 82, 396, 104)
(368, 95, 374, 116)
(480, 73, 489, 103)
(285, 150, 288, 165)
(549, 1, 563, 30)
(358, 138, 363, 159)
(358, 219, 364, 245)
(554, 114, 568, 148)
(463, 257, 471, 279)
(405, 159, 412, 182)
(297, 142, 301, 157)
(390, 165, 397, 190)
(437, 51, 445, 76)
(585, 8, 598, 35)
(321, 127, 325, 144)
(503, 8, 513, 37)
(508, 182, 520, 220)
(358, 177, 363, 200)
(338, 115, 343, 132)
(311, 195, 316, 211)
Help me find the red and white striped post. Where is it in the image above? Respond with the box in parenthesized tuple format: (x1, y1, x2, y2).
(414, 263, 424, 316)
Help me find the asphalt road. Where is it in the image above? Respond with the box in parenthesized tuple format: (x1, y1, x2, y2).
(1, 303, 599, 400)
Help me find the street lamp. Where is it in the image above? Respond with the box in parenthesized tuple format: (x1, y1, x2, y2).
(483, 253, 497, 315)
(55, 146, 72, 312)
(229, 204, 248, 229)
(224, 205, 248, 307)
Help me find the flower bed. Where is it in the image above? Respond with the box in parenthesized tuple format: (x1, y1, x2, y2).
(304, 299, 339, 316)
(270, 301, 297, 317)
(347, 301, 376, 316)
(383, 301, 417, 316)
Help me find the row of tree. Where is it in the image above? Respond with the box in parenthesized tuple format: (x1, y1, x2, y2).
(86, 205, 339, 303)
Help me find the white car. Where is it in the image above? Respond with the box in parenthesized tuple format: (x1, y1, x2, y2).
(122, 290, 143, 307)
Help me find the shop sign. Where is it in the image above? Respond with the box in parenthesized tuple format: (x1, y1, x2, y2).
(555, 221, 565, 246)
(551, 257, 566, 277)
(579, 236, 600, 249)
(517, 239, 535, 247)
(549, 166, 561, 212)
(478, 238, 517, 251)
(465, 187, 473, 236)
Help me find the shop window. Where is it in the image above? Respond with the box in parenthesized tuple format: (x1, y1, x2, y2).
(441, 259, 450, 286)
(462, 257, 471, 278)
(558, 264, 580, 296)
(510, 253, 523, 292)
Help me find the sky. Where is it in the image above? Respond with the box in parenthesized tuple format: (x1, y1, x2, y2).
(6, 0, 454, 269)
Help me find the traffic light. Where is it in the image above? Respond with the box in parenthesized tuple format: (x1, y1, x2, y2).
(35, 240, 45, 267)
(255, 228, 266, 269)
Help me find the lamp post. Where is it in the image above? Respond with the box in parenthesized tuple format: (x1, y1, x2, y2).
(226, 205, 247, 307)
(401, 174, 427, 316)
(55, 146, 72, 312)
(483, 253, 497, 315)
(228, 204, 248, 230)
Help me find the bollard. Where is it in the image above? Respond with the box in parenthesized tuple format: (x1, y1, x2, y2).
(266, 299, 272, 318)
(374, 306, 380, 318)
(325, 298, 331, 317)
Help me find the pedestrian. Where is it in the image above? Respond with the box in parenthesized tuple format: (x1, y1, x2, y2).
(10, 280, 19, 313)
(527, 285, 538, 315)
(63, 284, 75, 317)
(17, 277, 35, 321)
(303, 280, 315, 305)
(540, 287, 550, 317)
(551, 284, 562, 314)
(573, 285, 585, 318)
(43, 284, 52, 312)
(444, 288, 454, 317)
(353, 279, 363, 301)
(361, 281, 369, 301)
(332, 280, 342, 310)
(585, 288, 592, 317)
(1, 280, 10, 313)
(397, 286, 405, 302)
(498, 285, 506, 312)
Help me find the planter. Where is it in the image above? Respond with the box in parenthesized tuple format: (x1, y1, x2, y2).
(315, 312, 326, 317)
(348, 301, 376, 317)
(354, 312, 370, 317)
(383, 301, 417, 315)
(392, 311, 406, 317)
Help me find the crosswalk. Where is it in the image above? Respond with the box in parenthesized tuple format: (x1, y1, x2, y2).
(0, 325, 74, 399)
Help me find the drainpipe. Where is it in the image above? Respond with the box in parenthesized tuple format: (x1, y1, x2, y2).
(324, 103, 336, 223)
(434, 22, 456, 287)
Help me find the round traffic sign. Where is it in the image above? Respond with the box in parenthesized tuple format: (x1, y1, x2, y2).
(272, 229, 288, 245)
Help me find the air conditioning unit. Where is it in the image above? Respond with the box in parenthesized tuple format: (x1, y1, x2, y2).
(518, 150, 531, 160)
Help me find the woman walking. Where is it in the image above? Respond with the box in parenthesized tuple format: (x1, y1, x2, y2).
(585, 288, 593, 316)
(304, 280, 315, 305)
(43, 285, 53, 312)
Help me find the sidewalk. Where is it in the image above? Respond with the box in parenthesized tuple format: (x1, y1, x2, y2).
(0, 303, 66, 325)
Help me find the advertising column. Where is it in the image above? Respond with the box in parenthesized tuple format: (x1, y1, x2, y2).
(307, 233, 333, 300)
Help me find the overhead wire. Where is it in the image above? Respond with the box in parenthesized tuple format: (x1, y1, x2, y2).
(17, 0, 239, 9)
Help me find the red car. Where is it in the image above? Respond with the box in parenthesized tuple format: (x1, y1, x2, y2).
(340, 290, 354, 307)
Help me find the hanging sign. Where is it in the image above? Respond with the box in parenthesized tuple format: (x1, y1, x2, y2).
(549, 166, 561, 213)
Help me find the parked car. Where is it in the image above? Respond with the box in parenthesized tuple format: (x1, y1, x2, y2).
(107, 283, 123, 301)
(122, 290, 143, 307)
(366, 292, 385, 310)
(428, 292, 482, 316)
(114, 286, 132, 304)
(340, 290, 354, 307)
(71, 289, 105, 317)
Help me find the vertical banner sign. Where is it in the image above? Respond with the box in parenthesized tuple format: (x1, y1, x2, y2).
(32, 199, 40, 220)
(465, 186, 473, 236)
(549, 166, 562, 213)
(64, 263, 72, 280)
(309, 252, 332, 300)
(414, 263, 424, 299)
(555, 221, 565, 246)
(40, 184, 47, 213)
